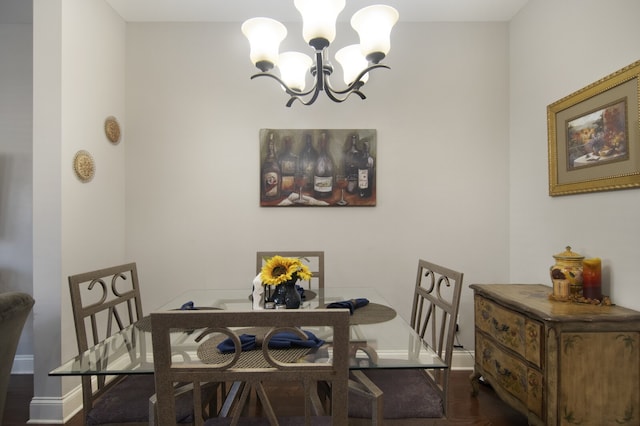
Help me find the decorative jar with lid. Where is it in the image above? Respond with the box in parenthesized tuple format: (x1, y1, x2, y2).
(550, 246, 584, 299)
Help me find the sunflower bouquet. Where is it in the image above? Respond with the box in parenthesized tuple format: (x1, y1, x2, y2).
(260, 255, 313, 286)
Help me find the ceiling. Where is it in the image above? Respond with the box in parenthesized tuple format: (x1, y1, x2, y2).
(104, 0, 529, 23)
(1, 0, 529, 24)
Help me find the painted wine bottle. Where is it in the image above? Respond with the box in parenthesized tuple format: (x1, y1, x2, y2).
(313, 132, 334, 199)
(261, 133, 281, 200)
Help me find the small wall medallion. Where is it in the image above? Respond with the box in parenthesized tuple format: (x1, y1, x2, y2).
(104, 116, 121, 144)
(73, 150, 95, 182)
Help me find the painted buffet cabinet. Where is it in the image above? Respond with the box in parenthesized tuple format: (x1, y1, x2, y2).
(470, 284, 640, 426)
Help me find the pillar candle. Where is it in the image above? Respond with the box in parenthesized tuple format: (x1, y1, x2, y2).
(582, 258, 602, 301)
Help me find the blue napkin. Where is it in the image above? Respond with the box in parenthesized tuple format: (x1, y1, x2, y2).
(216, 330, 325, 354)
(216, 334, 257, 353)
(326, 298, 369, 314)
(180, 301, 196, 310)
(296, 284, 306, 300)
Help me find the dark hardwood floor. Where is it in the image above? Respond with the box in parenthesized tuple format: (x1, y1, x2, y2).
(3, 371, 529, 425)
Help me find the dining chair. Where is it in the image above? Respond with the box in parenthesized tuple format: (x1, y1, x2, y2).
(68, 263, 202, 426)
(348, 260, 464, 425)
(0, 292, 35, 422)
(150, 308, 350, 426)
(256, 251, 324, 290)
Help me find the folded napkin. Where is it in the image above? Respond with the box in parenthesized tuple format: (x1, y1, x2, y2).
(326, 298, 369, 315)
(216, 330, 325, 354)
(217, 334, 257, 353)
(296, 284, 306, 300)
(180, 301, 196, 310)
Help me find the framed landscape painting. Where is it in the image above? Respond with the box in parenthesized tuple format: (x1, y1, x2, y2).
(548, 60, 640, 196)
(259, 129, 377, 207)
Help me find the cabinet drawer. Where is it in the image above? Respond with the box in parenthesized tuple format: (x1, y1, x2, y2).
(477, 333, 543, 418)
(474, 294, 542, 367)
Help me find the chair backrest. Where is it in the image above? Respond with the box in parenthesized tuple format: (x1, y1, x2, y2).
(256, 251, 325, 290)
(409, 259, 463, 417)
(0, 292, 34, 421)
(151, 309, 349, 426)
(68, 263, 144, 418)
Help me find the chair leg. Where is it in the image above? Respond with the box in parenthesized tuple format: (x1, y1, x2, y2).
(349, 370, 384, 426)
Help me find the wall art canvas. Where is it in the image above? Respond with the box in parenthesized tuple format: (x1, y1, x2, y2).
(259, 129, 377, 207)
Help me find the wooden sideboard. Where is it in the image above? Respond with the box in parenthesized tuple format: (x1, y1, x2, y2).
(470, 284, 640, 426)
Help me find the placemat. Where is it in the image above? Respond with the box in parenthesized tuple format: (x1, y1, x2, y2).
(320, 302, 397, 325)
(134, 306, 222, 332)
(196, 328, 312, 366)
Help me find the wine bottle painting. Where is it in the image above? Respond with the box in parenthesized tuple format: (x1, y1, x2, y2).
(259, 129, 377, 207)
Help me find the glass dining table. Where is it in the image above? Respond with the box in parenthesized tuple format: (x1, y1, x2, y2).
(49, 287, 446, 377)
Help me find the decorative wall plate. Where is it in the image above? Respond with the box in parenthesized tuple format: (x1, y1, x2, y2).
(104, 116, 121, 144)
(73, 150, 95, 182)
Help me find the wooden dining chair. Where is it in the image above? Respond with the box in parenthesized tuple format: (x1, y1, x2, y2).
(150, 309, 350, 426)
(348, 260, 464, 425)
(256, 251, 324, 290)
(68, 263, 201, 426)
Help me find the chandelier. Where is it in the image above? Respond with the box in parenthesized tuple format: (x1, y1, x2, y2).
(241, 0, 399, 107)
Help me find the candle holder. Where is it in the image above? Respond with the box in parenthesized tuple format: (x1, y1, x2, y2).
(582, 258, 602, 301)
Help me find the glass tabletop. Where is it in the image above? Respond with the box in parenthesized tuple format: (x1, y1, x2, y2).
(50, 287, 446, 376)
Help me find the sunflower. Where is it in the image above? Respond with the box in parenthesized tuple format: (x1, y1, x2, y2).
(260, 255, 313, 286)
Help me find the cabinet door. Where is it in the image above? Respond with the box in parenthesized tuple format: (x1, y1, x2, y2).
(559, 331, 640, 425)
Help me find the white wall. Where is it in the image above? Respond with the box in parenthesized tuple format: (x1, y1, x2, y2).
(32, 0, 126, 421)
(30, 0, 640, 422)
(124, 21, 511, 348)
(509, 0, 640, 309)
(0, 22, 33, 367)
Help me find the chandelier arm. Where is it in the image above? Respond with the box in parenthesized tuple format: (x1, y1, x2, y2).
(326, 64, 390, 95)
(286, 85, 324, 107)
(249, 72, 318, 97)
(323, 87, 367, 103)
(249, 58, 389, 107)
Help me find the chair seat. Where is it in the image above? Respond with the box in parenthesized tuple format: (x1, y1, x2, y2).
(87, 375, 195, 425)
(348, 369, 444, 419)
(205, 416, 332, 425)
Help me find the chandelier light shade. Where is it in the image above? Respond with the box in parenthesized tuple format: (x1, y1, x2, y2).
(241, 1, 399, 107)
(351, 5, 399, 64)
(335, 44, 369, 85)
(294, 0, 345, 49)
(241, 17, 287, 72)
(278, 51, 314, 91)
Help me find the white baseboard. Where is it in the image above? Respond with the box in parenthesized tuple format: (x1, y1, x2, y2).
(451, 348, 475, 370)
(28, 383, 83, 424)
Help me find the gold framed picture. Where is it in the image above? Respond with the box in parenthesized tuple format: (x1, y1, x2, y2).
(547, 60, 640, 196)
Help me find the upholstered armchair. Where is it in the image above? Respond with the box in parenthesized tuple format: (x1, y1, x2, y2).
(0, 292, 35, 421)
